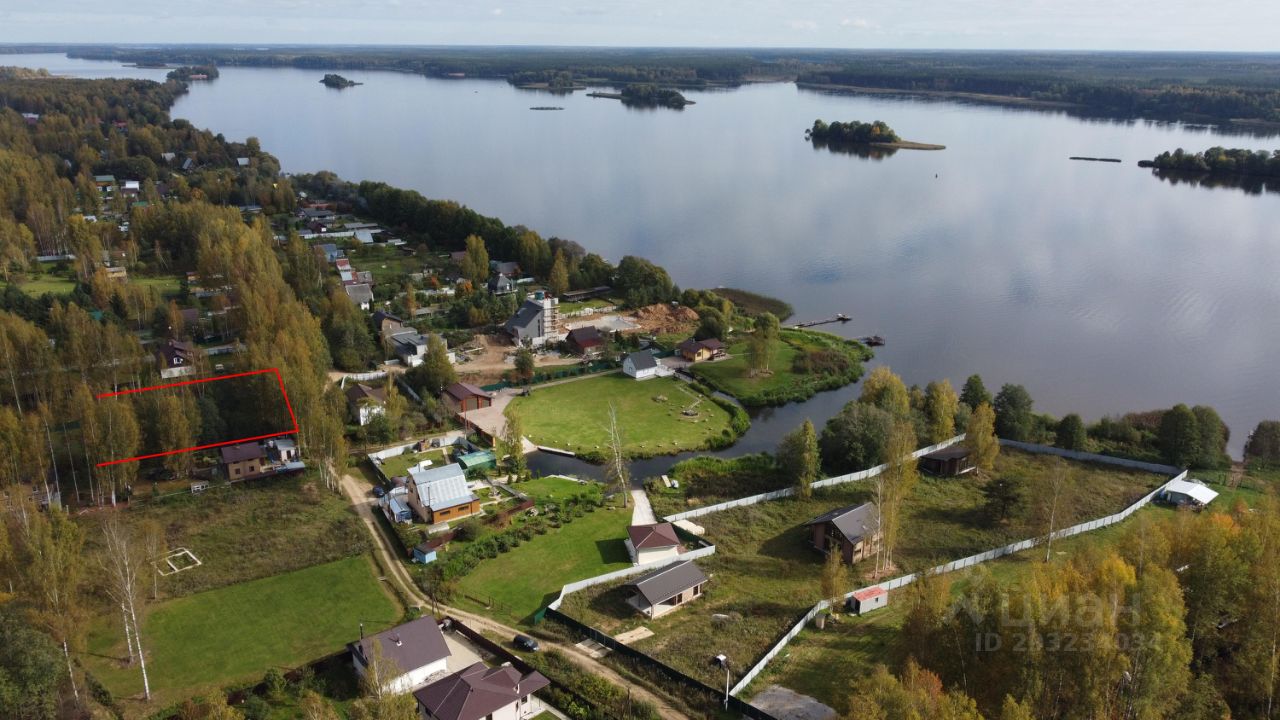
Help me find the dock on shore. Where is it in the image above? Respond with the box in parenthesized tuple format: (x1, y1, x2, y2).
(792, 314, 851, 329)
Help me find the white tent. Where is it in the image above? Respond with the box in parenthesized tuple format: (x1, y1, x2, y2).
(1162, 478, 1219, 507)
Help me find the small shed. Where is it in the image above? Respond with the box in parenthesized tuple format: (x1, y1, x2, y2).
(847, 586, 888, 615)
(412, 542, 438, 564)
(1160, 478, 1219, 508)
(190, 481, 210, 494)
(383, 495, 413, 524)
(920, 446, 975, 477)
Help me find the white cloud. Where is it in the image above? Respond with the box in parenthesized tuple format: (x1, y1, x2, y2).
(491, 7, 503, 15)
(787, 19, 818, 31)
(840, 17, 873, 29)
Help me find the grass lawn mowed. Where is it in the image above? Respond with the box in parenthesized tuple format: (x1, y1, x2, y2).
(83, 555, 400, 712)
(2, 274, 79, 295)
(87, 473, 368, 598)
(689, 330, 867, 406)
(456, 504, 632, 626)
(377, 447, 451, 480)
(516, 475, 602, 504)
(506, 374, 734, 457)
(561, 449, 1165, 688)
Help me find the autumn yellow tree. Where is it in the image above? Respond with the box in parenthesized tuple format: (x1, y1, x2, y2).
(859, 366, 911, 419)
(966, 402, 1000, 473)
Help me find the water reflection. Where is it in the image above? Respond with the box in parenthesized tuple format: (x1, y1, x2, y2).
(1147, 168, 1280, 195)
(808, 137, 899, 160)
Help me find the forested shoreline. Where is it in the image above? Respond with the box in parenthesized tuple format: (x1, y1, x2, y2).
(30, 45, 1280, 126)
(1140, 146, 1280, 178)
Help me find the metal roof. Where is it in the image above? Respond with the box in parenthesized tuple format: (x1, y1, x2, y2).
(628, 560, 708, 606)
(628, 523, 680, 550)
(348, 616, 450, 678)
(1164, 478, 1219, 505)
(805, 502, 880, 544)
(414, 662, 549, 720)
(410, 463, 477, 511)
(626, 351, 658, 371)
(220, 442, 265, 463)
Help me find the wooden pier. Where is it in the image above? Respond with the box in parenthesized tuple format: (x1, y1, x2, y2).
(792, 313, 851, 329)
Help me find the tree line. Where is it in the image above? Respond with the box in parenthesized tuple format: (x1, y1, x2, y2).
(1142, 146, 1280, 179)
(807, 119, 901, 144)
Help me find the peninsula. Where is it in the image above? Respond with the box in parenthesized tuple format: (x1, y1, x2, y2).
(589, 83, 693, 109)
(320, 73, 360, 88)
(1139, 146, 1280, 179)
(806, 119, 945, 150)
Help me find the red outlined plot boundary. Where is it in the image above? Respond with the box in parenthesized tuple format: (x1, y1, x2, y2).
(94, 368, 299, 468)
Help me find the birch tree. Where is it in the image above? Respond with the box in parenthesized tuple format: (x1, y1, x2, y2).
(100, 515, 151, 700)
(879, 421, 920, 574)
(605, 403, 630, 509)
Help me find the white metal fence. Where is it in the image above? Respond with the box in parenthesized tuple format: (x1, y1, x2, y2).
(663, 435, 967, 523)
(998, 439, 1180, 475)
(727, 465, 1186, 695)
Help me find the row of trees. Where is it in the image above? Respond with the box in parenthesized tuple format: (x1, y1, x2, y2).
(1145, 146, 1280, 179)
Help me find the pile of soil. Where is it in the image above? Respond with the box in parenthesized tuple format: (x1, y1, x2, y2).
(631, 304, 700, 334)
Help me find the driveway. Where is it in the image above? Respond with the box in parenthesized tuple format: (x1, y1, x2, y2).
(751, 685, 837, 720)
(336, 472, 689, 720)
(631, 487, 657, 525)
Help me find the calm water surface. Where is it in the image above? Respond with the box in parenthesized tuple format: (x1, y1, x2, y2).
(12, 53, 1279, 461)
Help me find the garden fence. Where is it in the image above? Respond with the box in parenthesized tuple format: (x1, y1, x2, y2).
(728, 466, 1186, 695)
(662, 434, 968, 523)
(998, 439, 1180, 475)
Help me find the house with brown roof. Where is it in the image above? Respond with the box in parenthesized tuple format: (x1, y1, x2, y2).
(626, 560, 708, 618)
(443, 383, 492, 414)
(414, 661, 549, 720)
(348, 616, 451, 694)
(155, 338, 199, 379)
(346, 383, 387, 426)
(806, 502, 881, 565)
(626, 522, 682, 565)
(676, 337, 725, 362)
(919, 446, 976, 477)
(220, 442, 268, 481)
(565, 326, 604, 355)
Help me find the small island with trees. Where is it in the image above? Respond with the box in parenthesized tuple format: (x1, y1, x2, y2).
(588, 83, 693, 109)
(806, 119, 945, 151)
(320, 73, 361, 89)
(165, 65, 218, 81)
(1139, 146, 1280, 179)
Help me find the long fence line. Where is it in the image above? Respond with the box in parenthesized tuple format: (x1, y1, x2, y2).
(546, 544, 719, 612)
(662, 434, 967, 523)
(727, 459, 1188, 695)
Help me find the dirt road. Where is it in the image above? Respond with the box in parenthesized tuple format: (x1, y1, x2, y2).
(337, 473, 689, 720)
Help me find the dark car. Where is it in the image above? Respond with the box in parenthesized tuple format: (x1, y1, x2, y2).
(372, 485, 386, 499)
(514, 634, 540, 652)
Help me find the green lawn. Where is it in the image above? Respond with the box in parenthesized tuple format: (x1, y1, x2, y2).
(561, 449, 1166, 689)
(377, 447, 452, 480)
(456, 504, 632, 626)
(348, 245, 422, 285)
(516, 475, 602, 504)
(507, 374, 737, 459)
(559, 297, 618, 315)
(1, 274, 79, 295)
(131, 274, 183, 297)
(82, 555, 401, 712)
(89, 473, 368, 598)
(689, 329, 868, 406)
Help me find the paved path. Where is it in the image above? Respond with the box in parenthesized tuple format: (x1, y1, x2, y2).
(631, 487, 657, 525)
(337, 473, 688, 720)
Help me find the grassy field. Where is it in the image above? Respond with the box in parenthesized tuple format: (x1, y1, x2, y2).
(559, 297, 618, 315)
(82, 555, 401, 714)
(347, 244, 422, 285)
(376, 447, 452, 480)
(89, 473, 368, 598)
(455, 503, 632, 626)
(506, 374, 737, 458)
(515, 475, 602, 504)
(561, 449, 1166, 688)
(689, 330, 868, 406)
(130, 274, 184, 297)
(2, 274, 79, 295)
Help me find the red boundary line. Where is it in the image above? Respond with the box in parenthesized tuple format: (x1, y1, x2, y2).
(94, 367, 299, 467)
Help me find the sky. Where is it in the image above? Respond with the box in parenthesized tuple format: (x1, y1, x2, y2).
(1, 0, 1278, 51)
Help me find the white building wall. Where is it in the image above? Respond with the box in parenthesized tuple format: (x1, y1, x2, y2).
(635, 546, 681, 566)
(354, 654, 448, 695)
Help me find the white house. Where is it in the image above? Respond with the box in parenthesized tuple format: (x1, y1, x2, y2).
(348, 616, 451, 695)
(346, 383, 387, 426)
(622, 351, 660, 380)
(626, 523, 682, 566)
(414, 662, 549, 720)
(1160, 478, 1219, 508)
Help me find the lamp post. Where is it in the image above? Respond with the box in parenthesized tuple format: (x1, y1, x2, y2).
(714, 654, 730, 710)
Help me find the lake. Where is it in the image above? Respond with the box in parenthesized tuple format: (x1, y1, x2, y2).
(10, 53, 1280, 461)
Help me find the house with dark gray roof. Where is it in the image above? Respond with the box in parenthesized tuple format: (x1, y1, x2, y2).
(622, 350, 660, 380)
(502, 292, 560, 348)
(346, 383, 386, 426)
(414, 661, 549, 720)
(344, 283, 374, 311)
(155, 338, 199, 379)
(805, 502, 881, 565)
(348, 616, 451, 694)
(626, 560, 708, 618)
(487, 273, 516, 295)
(919, 446, 975, 477)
